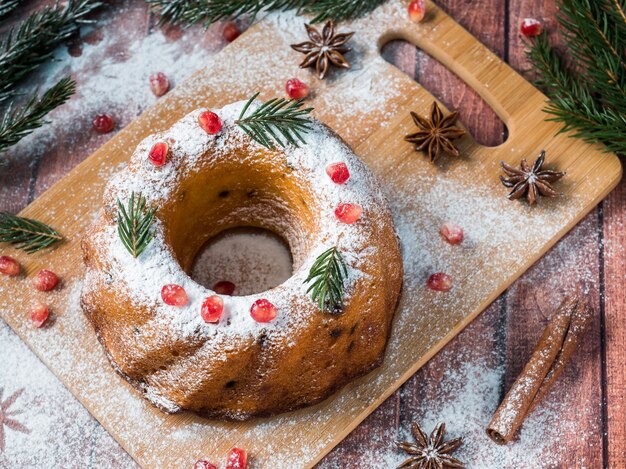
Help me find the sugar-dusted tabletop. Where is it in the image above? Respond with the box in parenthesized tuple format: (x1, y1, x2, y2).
(1, 0, 624, 467)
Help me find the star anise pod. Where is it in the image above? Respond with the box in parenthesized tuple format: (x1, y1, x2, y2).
(404, 102, 466, 163)
(500, 150, 565, 206)
(396, 422, 464, 469)
(290, 20, 354, 80)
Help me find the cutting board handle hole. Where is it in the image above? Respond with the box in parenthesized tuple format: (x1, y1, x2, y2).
(381, 40, 508, 148)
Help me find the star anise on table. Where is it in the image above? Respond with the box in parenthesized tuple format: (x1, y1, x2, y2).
(396, 422, 464, 469)
(500, 150, 565, 206)
(404, 102, 466, 163)
(290, 20, 354, 80)
(0, 388, 30, 451)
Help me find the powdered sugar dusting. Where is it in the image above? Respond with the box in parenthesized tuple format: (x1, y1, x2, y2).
(84, 100, 390, 344)
(191, 229, 292, 295)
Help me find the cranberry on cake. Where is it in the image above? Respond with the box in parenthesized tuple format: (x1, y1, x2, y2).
(81, 99, 402, 420)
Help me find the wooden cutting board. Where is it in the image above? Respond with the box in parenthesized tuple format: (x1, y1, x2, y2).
(0, 1, 621, 467)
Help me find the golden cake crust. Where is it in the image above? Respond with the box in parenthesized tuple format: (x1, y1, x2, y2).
(81, 101, 402, 420)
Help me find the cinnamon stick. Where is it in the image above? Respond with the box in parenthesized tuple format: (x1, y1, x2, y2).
(486, 297, 593, 444)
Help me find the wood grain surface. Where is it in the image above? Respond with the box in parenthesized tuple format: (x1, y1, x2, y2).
(0, 0, 624, 467)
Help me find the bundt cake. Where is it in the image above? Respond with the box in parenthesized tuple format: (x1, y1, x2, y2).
(81, 99, 403, 420)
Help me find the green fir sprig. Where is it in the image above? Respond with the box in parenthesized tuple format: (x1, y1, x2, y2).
(0, 77, 75, 154)
(0, 212, 63, 253)
(305, 246, 348, 314)
(147, 0, 304, 27)
(236, 93, 313, 149)
(146, 0, 387, 27)
(526, 0, 626, 155)
(0, 0, 103, 106)
(0, 0, 22, 19)
(117, 192, 158, 258)
(304, 0, 386, 23)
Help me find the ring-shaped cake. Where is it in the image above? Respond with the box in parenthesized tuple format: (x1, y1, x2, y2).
(81, 101, 403, 420)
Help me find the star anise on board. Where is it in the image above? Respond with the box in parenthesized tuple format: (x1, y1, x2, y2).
(500, 150, 565, 206)
(404, 102, 466, 163)
(290, 20, 354, 80)
(396, 422, 464, 469)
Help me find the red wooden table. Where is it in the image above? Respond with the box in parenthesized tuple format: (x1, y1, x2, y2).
(0, 1, 624, 467)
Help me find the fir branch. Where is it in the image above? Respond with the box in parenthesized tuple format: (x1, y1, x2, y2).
(117, 192, 157, 258)
(0, 212, 63, 253)
(0, 77, 75, 154)
(146, 0, 386, 27)
(305, 246, 348, 314)
(303, 0, 386, 23)
(0, 0, 22, 19)
(147, 0, 305, 27)
(527, 0, 626, 154)
(235, 92, 313, 149)
(0, 0, 103, 105)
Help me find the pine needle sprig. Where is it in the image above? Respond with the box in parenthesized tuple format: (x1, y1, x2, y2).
(302, 0, 386, 23)
(0, 0, 22, 19)
(117, 192, 158, 258)
(0, 0, 103, 105)
(0, 212, 63, 253)
(0, 77, 75, 154)
(527, 0, 626, 154)
(305, 246, 348, 314)
(145, 0, 387, 27)
(147, 0, 305, 28)
(236, 92, 313, 149)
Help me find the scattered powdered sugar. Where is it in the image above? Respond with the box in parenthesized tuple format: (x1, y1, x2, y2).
(5, 7, 223, 164)
(0, 282, 136, 469)
(191, 229, 292, 295)
(323, 355, 597, 469)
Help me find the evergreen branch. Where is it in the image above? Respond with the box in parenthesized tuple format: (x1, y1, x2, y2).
(0, 212, 63, 253)
(0, 0, 22, 19)
(0, 77, 75, 154)
(305, 246, 348, 314)
(303, 0, 386, 23)
(147, 0, 305, 27)
(527, 0, 626, 155)
(145, 0, 386, 27)
(0, 0, 103, 105)
(235, 92, 313, 149)
(117, 192, 157, 258)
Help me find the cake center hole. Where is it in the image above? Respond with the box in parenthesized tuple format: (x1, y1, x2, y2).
(191, 227, 293, 296)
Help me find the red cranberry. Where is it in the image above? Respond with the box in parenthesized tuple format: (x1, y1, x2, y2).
(440, 223, 464, 245)
(92, 114, 115, 133)
(223, 22, 241, 42)
(161, 284, 188, 306)
(225, 447, 248, 469)
(201, 295, 224, 323)
(521, 18, 543, 37)
(149, 72, 170, 97)
(198, 111, 222, 134)
(326, 162, 350, 184)
(285, 78, 310, 99)
(193, 460, 217, 469)
(335, 203, 363, 224)
(408, 0, 426, 23)
(0, 255, 20, 276)
(149, 142, 169, 166)
(427, 273, 453, 292)
(213, 280, 235, 296)
(250, 299, 277, 323)
(34, 269, 59, 291)
(30, 302, 49, 328)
